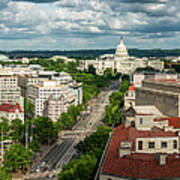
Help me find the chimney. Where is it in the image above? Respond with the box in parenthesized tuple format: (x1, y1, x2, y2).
(119, 141, 131, 157)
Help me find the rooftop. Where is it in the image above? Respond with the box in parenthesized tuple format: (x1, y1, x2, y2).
(102, 124, 180, 179)
(145, 78, 180, 86)
(0, 103, 23, 113)
(134, 105, 163, 117)
(154, 117, 180, 129)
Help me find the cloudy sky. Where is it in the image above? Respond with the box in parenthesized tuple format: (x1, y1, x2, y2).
(0, 0, 179, 50)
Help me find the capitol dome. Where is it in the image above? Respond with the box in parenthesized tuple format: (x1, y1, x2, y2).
(115, 38, 129, 60)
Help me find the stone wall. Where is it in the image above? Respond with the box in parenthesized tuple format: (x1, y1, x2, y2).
(143, 80, 180, 93)
(135, 87, 180, 117)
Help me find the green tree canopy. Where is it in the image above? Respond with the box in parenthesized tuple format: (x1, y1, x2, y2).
(4, 144, 33, 172)
(10, 118, 24, 143)
(58, 154, 97, 180)
(24, 98, 35, 119)
(75, 125, 112, 159)
(120, 80, 130, 93)
(104, 104, 122, 126)
(0, 168, 11, 180)
(0, 117, 10, 139)
(104, 68, 113, 79)
(67, 105, 81, 120)
(57, 113, 75, 130)
(88, 64, 96, 75)
(29, 139, 41, 152)
(59, 126, 112, 180)
(32, 116, 58, 144)
(110, 91, 124, 107)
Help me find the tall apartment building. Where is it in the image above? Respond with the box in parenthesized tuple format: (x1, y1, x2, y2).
(18, 75, 49, 97)
(0, 75, 24, 109)
(18, 71, 74, 97)
(27, 80, 77, 117)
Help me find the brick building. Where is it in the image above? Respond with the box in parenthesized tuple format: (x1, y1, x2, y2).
(98, 110, 180, 180)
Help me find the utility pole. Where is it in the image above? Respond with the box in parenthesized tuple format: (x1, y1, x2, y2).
(25, 121, 28, 149)
(1, 127, 3, 163)
(30, 124, 35, 143)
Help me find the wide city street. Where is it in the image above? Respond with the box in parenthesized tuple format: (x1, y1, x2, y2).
(24, 81, 120, 180)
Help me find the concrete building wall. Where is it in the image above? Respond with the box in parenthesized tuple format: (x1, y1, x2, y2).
(142, 80, 180, 93)
(135, 87, 180, 117)
(133, 73, 178, 88)
(0, 111, 24, 122)
(135, 115, 154, 131)
(135, 137, 179, 154)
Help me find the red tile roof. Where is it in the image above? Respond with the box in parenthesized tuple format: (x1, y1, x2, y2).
(136, 113, 153, 116)
(158, 79, 177, 82)
(102, 124, 179, 179)
(0, 103, 23, 113)
(154, 117, 180, 129)
(147, 78, 180, 84)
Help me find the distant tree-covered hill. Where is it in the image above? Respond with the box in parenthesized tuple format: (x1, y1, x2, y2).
(1, 48, 180, 59)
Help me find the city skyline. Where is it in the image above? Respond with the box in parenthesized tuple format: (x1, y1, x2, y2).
(0, 0, 180, 50)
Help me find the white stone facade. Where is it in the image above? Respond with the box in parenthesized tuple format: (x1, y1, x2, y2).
(27, 80, 78, 117)
(81, 38, 164, 75)
(0, 75, 24, 109)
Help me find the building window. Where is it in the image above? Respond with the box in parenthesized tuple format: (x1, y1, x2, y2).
(149, 142, 155, 149)
(161, 142, 167, 148)
(140, 118, 143, 124)
(173, 140, 177, 149)
(138, 141, 143, 150)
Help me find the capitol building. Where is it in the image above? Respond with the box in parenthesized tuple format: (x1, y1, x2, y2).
(80, 38, 164, 75)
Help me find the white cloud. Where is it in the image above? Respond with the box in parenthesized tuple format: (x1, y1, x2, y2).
(0, 0, 180, 49)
